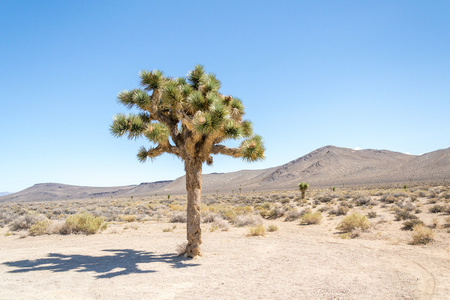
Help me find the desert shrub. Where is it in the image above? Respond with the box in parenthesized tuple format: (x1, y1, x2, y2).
(380, 194, 396, 203)
(411, 224, 434, 245)
(354, 196, 372, 206)
(300, 211, 322, 225)
(366, 211, 377, 219)
(428, 198, 438, 204)
(29, 219, 52, 236)
(202, 212, 218, 223)
(267, 224, 278, 232)
(233, 214, 262, 227)
(280, 198, 290, 204)
(394, 209, 418, 221)
(317, 206, 330, 213)
(284, 208, 303, 221)
(9, 214, 42, 231)
(213, 216, 230, 231)
(264, 206, 286, 219)
(247, 224, 266, 236)
(337, 213, 370, 233)
(169, 212, 187, 223)
(444, 217, 450, 232)
(120, 214, 137, 222)
(317, 194, 333, 203)
(329, 205, 349, 216)
(402, 219, 425, 231)
(64, 213, 105, 234)
(429, 205, 445, 213)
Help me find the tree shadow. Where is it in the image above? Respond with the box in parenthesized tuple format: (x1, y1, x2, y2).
(3, 249, 199, 279)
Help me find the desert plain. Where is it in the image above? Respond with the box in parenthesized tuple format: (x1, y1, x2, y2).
(0, 184, 449, 299)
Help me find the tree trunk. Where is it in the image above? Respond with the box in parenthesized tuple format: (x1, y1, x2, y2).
(301, 190, 306, 199)
(184, 159, 202, 258)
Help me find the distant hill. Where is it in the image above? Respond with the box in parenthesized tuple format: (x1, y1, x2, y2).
(1, 146, 449, 203)
(0, 192, 10, 197)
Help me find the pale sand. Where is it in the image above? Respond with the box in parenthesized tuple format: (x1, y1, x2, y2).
(1, 220, 449, 300)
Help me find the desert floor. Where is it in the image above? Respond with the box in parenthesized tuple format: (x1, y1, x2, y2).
(1, 218, 449, 300)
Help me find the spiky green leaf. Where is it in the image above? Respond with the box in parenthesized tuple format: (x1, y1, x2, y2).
(137, 146, 149, 162)
(133, 89, 151, 109)
(241, 120, 253, 137)
(140, 69, 165, 90)
(143, 123, 169, 143)
(187, 64, 205, 90)
(240, 135, 265, 162)
(224, 120, 242, 139)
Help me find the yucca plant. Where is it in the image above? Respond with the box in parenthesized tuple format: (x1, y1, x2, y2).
(110, 65, 265, 257)
(298, 182, 309, 199)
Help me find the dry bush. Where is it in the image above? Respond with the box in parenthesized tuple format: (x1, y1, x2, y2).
(120, 214, 137, 222)
(9, 214, 43, 231)
(284, 208, 303, 221)
(300, 211, 322, 225)
(428, 204, 445, 213)
(394, 209, 418, 221)
(267, 224, 278, 232)
(316, 194, 333, 203)
(169, 212, 187, 223)
(366, 211, 377, 219)
(329, 205, 349, 216)
(401, 219, 425, 231)
(267, 206, 286, 219)
(247, 224, 266, 236)
(202, 212, 218, 223)
(337, 213, 370, 233)
(380, 194, 396, 203)
(354, 196, 372, 206)
(176, 241, 188, 256)
(233, 214, 263, 227)
(411, 224, 434, 245)
(213, 216, 230, 231)
(29, 219, 52, 236)
(64, 213, 105, 235)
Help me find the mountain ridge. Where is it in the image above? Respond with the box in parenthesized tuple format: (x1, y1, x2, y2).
(1, 145, 449, 203)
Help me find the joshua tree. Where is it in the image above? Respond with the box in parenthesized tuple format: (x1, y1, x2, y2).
(110, 65, 265, 257)
(298, 182, 309, 199)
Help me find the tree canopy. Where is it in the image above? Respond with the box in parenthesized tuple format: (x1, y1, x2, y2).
(110, 65, 265, 166)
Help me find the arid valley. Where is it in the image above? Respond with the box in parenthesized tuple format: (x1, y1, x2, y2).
(1, 146, 449, 299)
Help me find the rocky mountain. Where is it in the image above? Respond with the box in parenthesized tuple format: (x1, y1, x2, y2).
(1, 146, 449, 203)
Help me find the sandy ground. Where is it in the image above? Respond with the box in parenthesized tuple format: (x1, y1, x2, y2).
(0, 220, 449, 300)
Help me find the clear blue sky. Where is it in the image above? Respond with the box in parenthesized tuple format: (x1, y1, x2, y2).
(1, 1, 449, 193)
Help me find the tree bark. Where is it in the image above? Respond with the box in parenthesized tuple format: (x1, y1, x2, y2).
(184, 159, 203, 258)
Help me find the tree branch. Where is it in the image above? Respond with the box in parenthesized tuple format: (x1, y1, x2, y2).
(211, 145, 241, 158)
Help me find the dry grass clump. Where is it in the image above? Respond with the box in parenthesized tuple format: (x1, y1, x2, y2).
(29, 219, 52, 236)
(247, 224, 266, 236)
(329, 205, 349, 216)
(411, 224, 434, 245)
(394, 209, 418, 221)
(233, 214, 263, 227)
(9, 214, 44, 231)
(267, 224, 278, 232)
(336, 213, 370, 233)
(169, 212, 187, 223)
(300, 211, 322, 225)
(366, 211, 377, 218)
(401, 219, 425, 231)
(428, 204, 446, 213)
(63, 213, 105, 235)
(120, 214, 137, 222)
